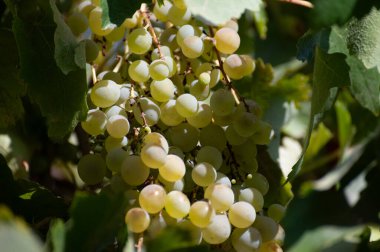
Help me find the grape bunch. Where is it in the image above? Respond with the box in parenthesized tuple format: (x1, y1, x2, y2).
(70, 0, 287, 251)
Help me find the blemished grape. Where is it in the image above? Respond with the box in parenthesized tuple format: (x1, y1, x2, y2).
(120, 155, 150, 186)
(239, 187, 264, 212)
(90, 80, 120, 108)
(153, 0, 172, 22)
(128, 28, 153, 55)
(88, 7, 115, 36)
(167, 5, 191, 26)
(128, 60, 150, 83)
(106, 115, 130, 138)
(139, 184, 166, 214)
(84, 39, 99, 63)
(181, 36, 204, 59)
(189, 201, 215, 228)
(125, 207, 150, 233)
(196, 146, 223, 170)
(164, 191, 190, 219)
(150, 78, 176, 102)
(210, 89, 236, 116)
(175, 93, 199, 117)
(268, 204, 286, 223)
(204, 183, 234, 211)
(214, 27, 240, 54)
(143, 132, 169, 154)
(149, 59, 170, 81)
(140, 144, 167, 168)
(228, 201, 256, 228)
(168, 123, 199, 152)
(106, 148, 129, 173)
(132, 97, 161, 126)
(244, 172, 270, 195)
(191, 162, 217, 187)
(159, 154, 186, 182)
(160, 100, 185, 126)
(231, 227, 262, 252)
(202, 214, 231, 244)
(187, 103, 212, 128)
(81, 109, 107, 136)
(77, 154, 106, 185)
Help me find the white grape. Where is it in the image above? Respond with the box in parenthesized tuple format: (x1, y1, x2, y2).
(201, 214, 231, 244)
(139, 184, 166, 214)
(125, 207, 150, 233)
(164, 191, 190, 219)
(228, 201, 256, 228)
(191, 162, 217, 187)
(120, 155, 150, 186)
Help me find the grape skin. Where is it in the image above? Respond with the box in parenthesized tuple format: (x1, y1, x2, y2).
(139, 184, 167, 214)
(120, 155, 150, 186)
(77, 154, 106, 185)
(125, 207, 150, 233)
(214, 27, 240, 54)
(201, 214, 231, 244)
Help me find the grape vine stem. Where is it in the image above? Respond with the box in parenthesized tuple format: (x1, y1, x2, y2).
(280, 0, 313, 8)
(140, 4, 164, 59)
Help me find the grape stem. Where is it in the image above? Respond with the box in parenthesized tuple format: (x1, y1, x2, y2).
(140, 4, 164, 59)
(112, 55, 123, 73)
(280, 0, 313, 8)
(135, 233, 144, 252)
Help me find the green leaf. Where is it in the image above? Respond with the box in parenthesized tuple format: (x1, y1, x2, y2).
(47, 219, 66, 252)
(252, 1, 268, 39)
(185, 0, 262, 25)
(0, 29, 25, 129)
(304, 123, 333, 161)
(6, 0, 88, 140)
(64, 191, 127, 252)
(101, 0, 142, 27)
(335, 100, 353, 150)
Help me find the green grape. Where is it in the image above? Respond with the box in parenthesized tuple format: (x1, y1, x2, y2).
(120, 155, 150, 186)
(147, 211, 176, 238)
(199, 124, 227, 151)
(106, 115, 130, 138)
(228, 201, 256, 228)
(204, 183, 234, 212)
(77, 154, 106, 185)
(139, 184, 166, 214)
(140, 144, 167, 168)
(125, 207, 150, 233)
(189, 80, 210, 101)
(167, 5, 191, 26)
(78, 0, 95, 16)
(259, 241, 283, 252)
(128, 60, 150, 83)
(81, 109, 107, 136)
(233, 111, 260, 137)
(213, 111, 236, 127)
(88, 7, 115, 36)
(116, 85, 136, 106)
(239, 187, 264, 212)
(192, 162, 217, 187)
(201, 214, 231, 244)
(226, 125, 247, 145)
(215, 172, 232, 187)
(231, 227, 262, 252)
(202, 39, 216, 61)
(198, 72, 211, 86)
(90, 80, 120, 108)
(253, 216, 279, 242)
(83, 39, 99, 63)
(168, 123, 199, 152)
(175, 94, 199, 118)
(173, 0, 187, 9)
(143, 132, 169, 154)
(122, 11, 139, 29)
(222, 19, 239, 32)
(189, 201, 215, 228)
(132, 97, 161, 126)
(274, 225, 285, 245)
(187, 103, 212, 128)
(196, 146, 222, 170)
(244, 172, 269, 195)
(151, 45, 173, 60)
(162, 56, 177, 77)
(240, 55, 255, 76)
(105, 136, 128, 152)
(159, 175, 185, 191)
(127, 28, 152, 55)
(106, 26, 126, 41)
(160, 100, 185, 126)
(67, 12, 88, 36)
(110, 174, 130, 193)
(153, 0, 172, 22)
(176, 24, 199, 47)
(149, 59, 170, 81)
(251, 121, 272, 145)
(268, 204, 286, 223)
(159, 154, 186, 182)
(181, 36, 204, 59)
(194, 62, 212, 77)
(214, 27, 240, 54)
(106, 148, 129, 173)
(209, 68, 221, 88)
(237, 99, 263, 117)
(150, 78, 176, 102)
(231, 139, 258, 168)
(223, 54, 254, 80)
(164, 191, 190, 219)
(159, 27, 179, 51)
(100, 71, 123, 84)
(210, 89, 236, 116)
(177, 219, 203, 245)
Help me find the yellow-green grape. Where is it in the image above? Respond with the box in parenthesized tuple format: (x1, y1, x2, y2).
(177, 220, 203, 245)
(160, 27, 179, 51)
(151, 46, 173, 60)
(149, 59, 170, 81)
(67, 12, 88, 36)
(162, 56, 177, 77)
(198, 72, 211, 86)
(189, 80, 210, 101)
(259, 241, 283, 252)
(167, 5, 191, 26)
(106, 26, 126, 41)
(105, 136, 128, 152)
(204, 183, 234, 212)
(128, 60, 150, 83)
(116, 85, 135, 106)
(88, 7, 115, 36)
(106, 148, 129, 173)
(201, 214, 231, 244)
(192, 162, 217, 187)
(223, 54, 254, 80)
(189, 201, 215, 228)
(143, 132, 169, 154)
(159, 154, 186, 182)
(77, 154, 106, 185)
(81, 109, 107, 136)
(239, 187, 264, 212)
(164, 191, 190, 219)
(199, 124, 227, 151)
(127, 28, 152, 55)
(153, 0, 172, 22)
(214, 27, 240, 54)
(132, 97, 161, 126)
(244, 172, 269, 195)
(173, 0, 187, 9)
(196, 146, 223, 170)
(181, 36, 204, 59)
(150, 78, 176, 102)
(268, 204, 286, 223)
(215, 172, 232, 187)
(78, 0, 95, 16)
(159, 175, 185, 192)
(125, 207, 150, 233)
(106, 115, 130, 138)
(233, 112, 260, 137)
(122, 11, 138, 29)
(228, 201, 256, 228)
(110, 174, 130, 193)
(175, 94, 199, 117)
(210, 89, 236, 116)
(226, 125, 247, 145)
(251, 121, 272, 145)
(187, 103, 212, 128)
(139, 184, 166, 214)
(253, 216, 279, 242)
(90, 80, 120, 108)
(168, 123, 199, 152)
(209, 68, 221, 88)
(274, 225, 285, 245)
(231, 227, 262, 252)
(83, 39, 100, 63)
(168, 146, 185, 159)
(223, 19, 239, 32)
(100, 71, 123, 84)
(213, 110, 237, 127)
(176, 24, 199, 47)
(160, 100, 185, 126)
(240, 55, 255, 76)
(140, 144, 167, 168)
(202, 39, 216, 61)
(120, 155, 150, 186)
(147, 211, 176, 238)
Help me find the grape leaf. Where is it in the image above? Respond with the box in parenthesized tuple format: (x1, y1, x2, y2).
(101, 0, 142, 27)
(5, 0, 88, 140)
(47, 219, 66, 252)
(0, 29, 25, 129)
(184, 0, 262, 25)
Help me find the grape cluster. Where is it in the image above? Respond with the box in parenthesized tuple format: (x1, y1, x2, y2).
(70, 0, 286, 251)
